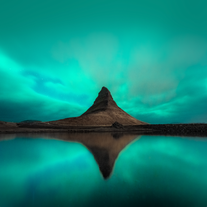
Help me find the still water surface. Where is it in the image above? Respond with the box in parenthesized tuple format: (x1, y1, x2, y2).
(0, 133, 207, 207)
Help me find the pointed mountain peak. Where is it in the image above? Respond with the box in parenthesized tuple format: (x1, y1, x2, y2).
(94, 86, 113, 105)
(81, 86, 117, 116)
(100, 86, 110, 93)
(52, 86, 147, 125)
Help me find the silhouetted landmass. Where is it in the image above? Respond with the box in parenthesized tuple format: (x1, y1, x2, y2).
(0, 122, 207, 137)
(49, 87, 147, 126)
(0, 87, 207, 136)
(20, 120, 42, 124)
(137, 123, 207, 137)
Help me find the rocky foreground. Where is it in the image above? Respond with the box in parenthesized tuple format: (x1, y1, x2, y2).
(134, 123, 207, 137)
(0, 121, 207, 137)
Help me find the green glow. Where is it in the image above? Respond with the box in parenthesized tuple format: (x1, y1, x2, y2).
(0, 138, 101, 206)
(1, 0, 207, 123)
(0, 135, 207, 206)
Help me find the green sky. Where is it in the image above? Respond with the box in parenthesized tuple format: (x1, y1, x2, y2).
(0, 0, 207, 123)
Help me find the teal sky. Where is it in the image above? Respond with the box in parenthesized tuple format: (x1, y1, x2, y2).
(1, 0, 207, 123)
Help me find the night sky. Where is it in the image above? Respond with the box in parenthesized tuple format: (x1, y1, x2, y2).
(0, 0, 207, 123)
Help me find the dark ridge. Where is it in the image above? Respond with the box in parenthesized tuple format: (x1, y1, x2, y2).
(93, 87, 113, 104)
(81, 86, 117, 116)
(19, 120, 42, 124)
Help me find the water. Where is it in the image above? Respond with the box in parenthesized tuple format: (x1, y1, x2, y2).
(0, 133, 207, 207)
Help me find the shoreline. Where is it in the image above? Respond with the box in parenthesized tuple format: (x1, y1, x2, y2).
(0, 123, 207, 137)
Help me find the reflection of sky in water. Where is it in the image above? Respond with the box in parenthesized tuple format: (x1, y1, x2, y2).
(0, 135, 207, 207)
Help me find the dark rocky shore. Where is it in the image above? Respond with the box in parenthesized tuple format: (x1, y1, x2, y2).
(0, 122, 207, 137)
(133, 123, 207, 137)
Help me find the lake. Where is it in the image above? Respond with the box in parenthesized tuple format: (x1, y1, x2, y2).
(0, 133, 207, 207)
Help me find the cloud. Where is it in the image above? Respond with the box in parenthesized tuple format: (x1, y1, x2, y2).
(1, 31, 207, 123)
(0, 51, 84, 122)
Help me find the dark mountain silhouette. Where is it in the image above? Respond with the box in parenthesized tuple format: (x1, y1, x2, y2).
(50, 86, 147, 126)
(82, 86, 118, 115)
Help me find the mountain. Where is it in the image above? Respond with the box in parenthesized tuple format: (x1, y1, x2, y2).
(50, 86, 147, 126)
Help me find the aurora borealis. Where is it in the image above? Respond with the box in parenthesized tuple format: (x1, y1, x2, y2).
(0, 134, 207, 206)
(1, 0, 207, 123)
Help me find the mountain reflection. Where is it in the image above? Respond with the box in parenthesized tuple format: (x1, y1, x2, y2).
(0, 132, 140, 179)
